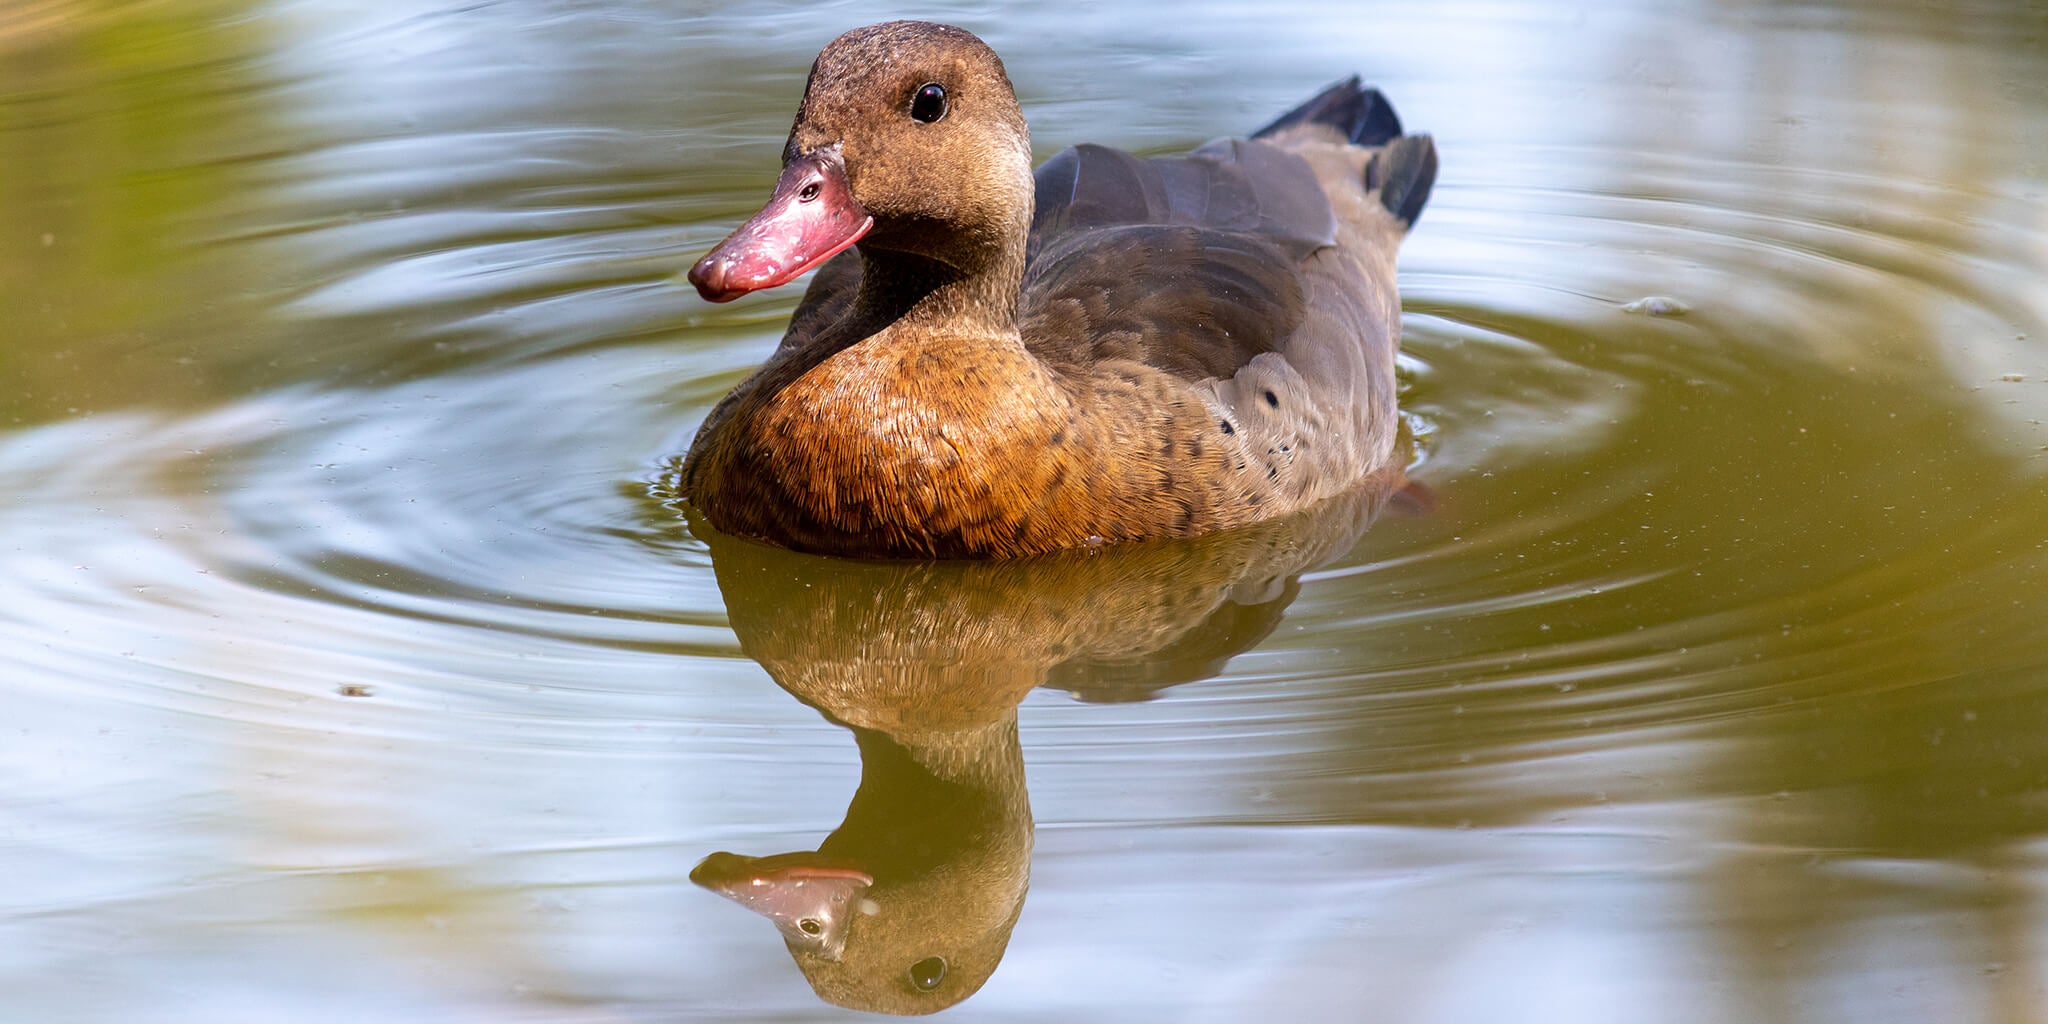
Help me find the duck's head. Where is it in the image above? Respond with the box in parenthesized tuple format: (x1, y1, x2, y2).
(690, 21, 1033, 302)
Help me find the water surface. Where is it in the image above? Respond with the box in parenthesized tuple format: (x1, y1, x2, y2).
(6, 1, 2048, 1021)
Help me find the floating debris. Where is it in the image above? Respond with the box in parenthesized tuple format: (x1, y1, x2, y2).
(2000, 373, 2027, 382)
(1621, 295, 1692, 317)
(338, 683, 375, 698)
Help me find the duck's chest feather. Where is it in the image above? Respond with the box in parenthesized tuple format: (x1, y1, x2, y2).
(684, 328, 1260, 559)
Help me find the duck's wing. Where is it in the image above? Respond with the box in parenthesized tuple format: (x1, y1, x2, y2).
(1028, 140, 1338, 263)
(1017, 106, 1437, 523)
(1018, 220, 1306, 378)
(1016, 139, 1341, 379)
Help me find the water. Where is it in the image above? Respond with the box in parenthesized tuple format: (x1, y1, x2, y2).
(5, 1, 2048, 1020)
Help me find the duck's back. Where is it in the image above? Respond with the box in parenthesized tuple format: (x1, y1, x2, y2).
(1009, 80, 1437, 530)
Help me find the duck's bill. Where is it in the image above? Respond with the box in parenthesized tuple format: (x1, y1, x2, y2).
(691, 850, 876, 960)
(689, 149, 872, 302)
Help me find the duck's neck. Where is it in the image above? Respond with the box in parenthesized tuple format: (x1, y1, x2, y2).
(847, 209, 1030, 340)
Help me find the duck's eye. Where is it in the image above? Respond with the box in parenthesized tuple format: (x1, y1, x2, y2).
(910, 82, 947, 124)
(797, 181, 821, 202)
(798, 918, 824, 936)
(909, 956, 947, 991)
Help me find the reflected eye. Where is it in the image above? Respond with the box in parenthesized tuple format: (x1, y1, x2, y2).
(910, 82, 947, 123)
(908, 956, 947, 990)
(798, 918, 824, 936)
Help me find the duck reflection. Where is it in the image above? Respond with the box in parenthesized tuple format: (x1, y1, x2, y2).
(687, 469, 1403, 1014)
(691, 702, 1028, 1013)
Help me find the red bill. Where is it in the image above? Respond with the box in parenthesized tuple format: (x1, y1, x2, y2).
(689, 146, 872, 302)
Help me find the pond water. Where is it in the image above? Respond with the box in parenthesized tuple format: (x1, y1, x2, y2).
(6, 1, 2048, 1020)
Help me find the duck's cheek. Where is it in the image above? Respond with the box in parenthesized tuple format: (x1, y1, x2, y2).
(690, 150, 872, 302)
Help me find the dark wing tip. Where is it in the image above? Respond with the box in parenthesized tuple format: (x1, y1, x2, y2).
(1251, 76, 1404, 148)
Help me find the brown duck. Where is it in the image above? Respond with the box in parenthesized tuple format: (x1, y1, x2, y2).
(682, 20, 1435, 559)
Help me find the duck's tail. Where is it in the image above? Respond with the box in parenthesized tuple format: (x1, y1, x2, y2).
(1253, 76, 1403, 146)
(1367, 135, 1436, 231)
(1254, 77, 1436, 232)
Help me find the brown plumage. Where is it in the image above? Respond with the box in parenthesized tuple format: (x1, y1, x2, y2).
(680, 20, 1436, 559)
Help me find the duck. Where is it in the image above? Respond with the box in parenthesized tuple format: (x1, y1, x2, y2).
(681, 20, 1435, 560)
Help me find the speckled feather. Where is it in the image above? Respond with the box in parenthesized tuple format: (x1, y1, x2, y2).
(681, 21, 1435, 558)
